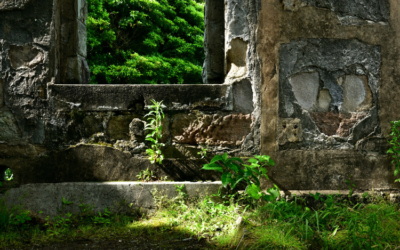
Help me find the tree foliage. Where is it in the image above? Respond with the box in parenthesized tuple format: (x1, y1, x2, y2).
(87, 0, 205, 84)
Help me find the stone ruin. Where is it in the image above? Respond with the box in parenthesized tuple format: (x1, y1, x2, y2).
(0, 0, 400, 191)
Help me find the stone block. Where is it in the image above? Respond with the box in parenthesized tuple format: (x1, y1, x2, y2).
(76, 0, 88, 24)
(64, 55, 90, 84)
(289, 72, 319, 111)
(0, 109, 21, 141)
(316, 89, 332, 112)
(278, 118, 303, 145)
(172, 113, 252, 146)
(61, 21, 87, 58)
(226, 38, 248, 79)
(107, 115, 141, 140)
(8, 45, 44, 69)
(3, 182, 223, 218)
(233, 78, 254, 113)
(342, 75, 372, 113)
(0, 0, 31, 11)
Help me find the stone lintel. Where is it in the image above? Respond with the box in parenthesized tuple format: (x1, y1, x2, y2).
(49, 83, 234, 111)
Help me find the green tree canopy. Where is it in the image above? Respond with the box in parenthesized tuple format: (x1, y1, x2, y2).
(87, 0, 205, 84)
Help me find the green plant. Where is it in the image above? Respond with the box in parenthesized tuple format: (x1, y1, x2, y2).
(4, 168, 13, 181)
(87, 0, 204, 84)
(388, 120, 400, 182)
(197, 143, 208, 159)
(136, 168, 156, 182)
(145, 99, 166, 164)
(92, 208, 111, 225)
(345, 175, 356, 197)
(202, 153, 280, 202)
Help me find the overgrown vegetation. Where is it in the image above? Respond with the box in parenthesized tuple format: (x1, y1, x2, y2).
(1, 189, 400, 249)
(87, 0, 205, 84)
(202, 153, 280, 202)
(388, 120, 400, 182)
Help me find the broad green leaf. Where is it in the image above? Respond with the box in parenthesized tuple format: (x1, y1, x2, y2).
(221, 172, 231, 188)
(222, 152, 228, 161)
(210, 155, 224, 164)
(246, 184, 262, 200)
(202, 163, 223, 173)
(226, 163, 239, 172)
(248, 158, 258, 164)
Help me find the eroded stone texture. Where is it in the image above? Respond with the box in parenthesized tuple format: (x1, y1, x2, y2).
(0, 0, 31, 11)
(342, 75, 372, 113)
(0, 79, 4, 108)
(279, 39, 381, 149)
(106, 115, 141, 140)
(8, 45, 44, 69)
(316, 89, 332, 112)
(288, 72, 319, 110)
(278, 118, 303, 145)
(310, 112, 367, 137)
(172, 113, 253, 146)
(282, 0, 390, 25)
(0, 109, 22, 141)
(129, 118, 145, 141)
(226, 38, 248, 79)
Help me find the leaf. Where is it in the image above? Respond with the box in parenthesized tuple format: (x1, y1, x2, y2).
(210, 155, 224, 164)
(246, 184, 262, 200)
(221, 172, 231, 188)
(222, 152, 228, 161)
(231, 177, 244, 189)
(248, 158, 258, 164)
(202, 163, 224, 173)
(226, 163, 239, 172)
(146, 138, 157, 143)
(251, 175, 260, 187)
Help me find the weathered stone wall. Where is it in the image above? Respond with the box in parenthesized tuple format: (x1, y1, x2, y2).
(0, 0, 259, 185)
(1, 0, 400, 191)
(259, 0, 400, 190)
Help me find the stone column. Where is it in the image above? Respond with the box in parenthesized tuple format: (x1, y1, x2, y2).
(59, 0, 90, 84)
(202, 0, 225, 84)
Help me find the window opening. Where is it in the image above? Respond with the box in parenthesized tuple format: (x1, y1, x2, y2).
(57, 0, 225, 85)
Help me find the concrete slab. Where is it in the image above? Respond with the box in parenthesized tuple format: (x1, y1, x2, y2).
(2, 182, 222, 218)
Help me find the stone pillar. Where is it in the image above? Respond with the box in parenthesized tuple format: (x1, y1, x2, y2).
(202, 0, 225, 84)
(59, 0, 90, 84)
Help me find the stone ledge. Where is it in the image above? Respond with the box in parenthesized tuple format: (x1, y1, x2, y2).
(2, 182, 223, 218)
(49, 83, 233, 111)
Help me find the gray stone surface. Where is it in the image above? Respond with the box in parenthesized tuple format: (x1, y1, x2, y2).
(0, 0, 31, 11)
(0, 109, 22, 141)
(316, 89, 332, 112)
(225, 0, 262, 155)
(129, 118, 145, 140)
(279, 39, 381, 150)
(342, 75, 372, 113)
(202, 0, 225, 84)
(0, 79, 3, 108)
(282, 0, 390, 25)
(226, 38, 248, 79)
(2, 182, 222, 217)
(288, 72, 319, 110)
(8, 45, 44, 69)
(50, 83, 233, 111)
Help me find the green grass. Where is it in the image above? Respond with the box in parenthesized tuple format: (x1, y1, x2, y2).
(1, 192, 400, 249)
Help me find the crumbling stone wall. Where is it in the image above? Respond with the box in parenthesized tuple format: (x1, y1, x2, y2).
(0, 0, 260, 185)
(1, 0, 400, 191)
(259, 0, 400, 190)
